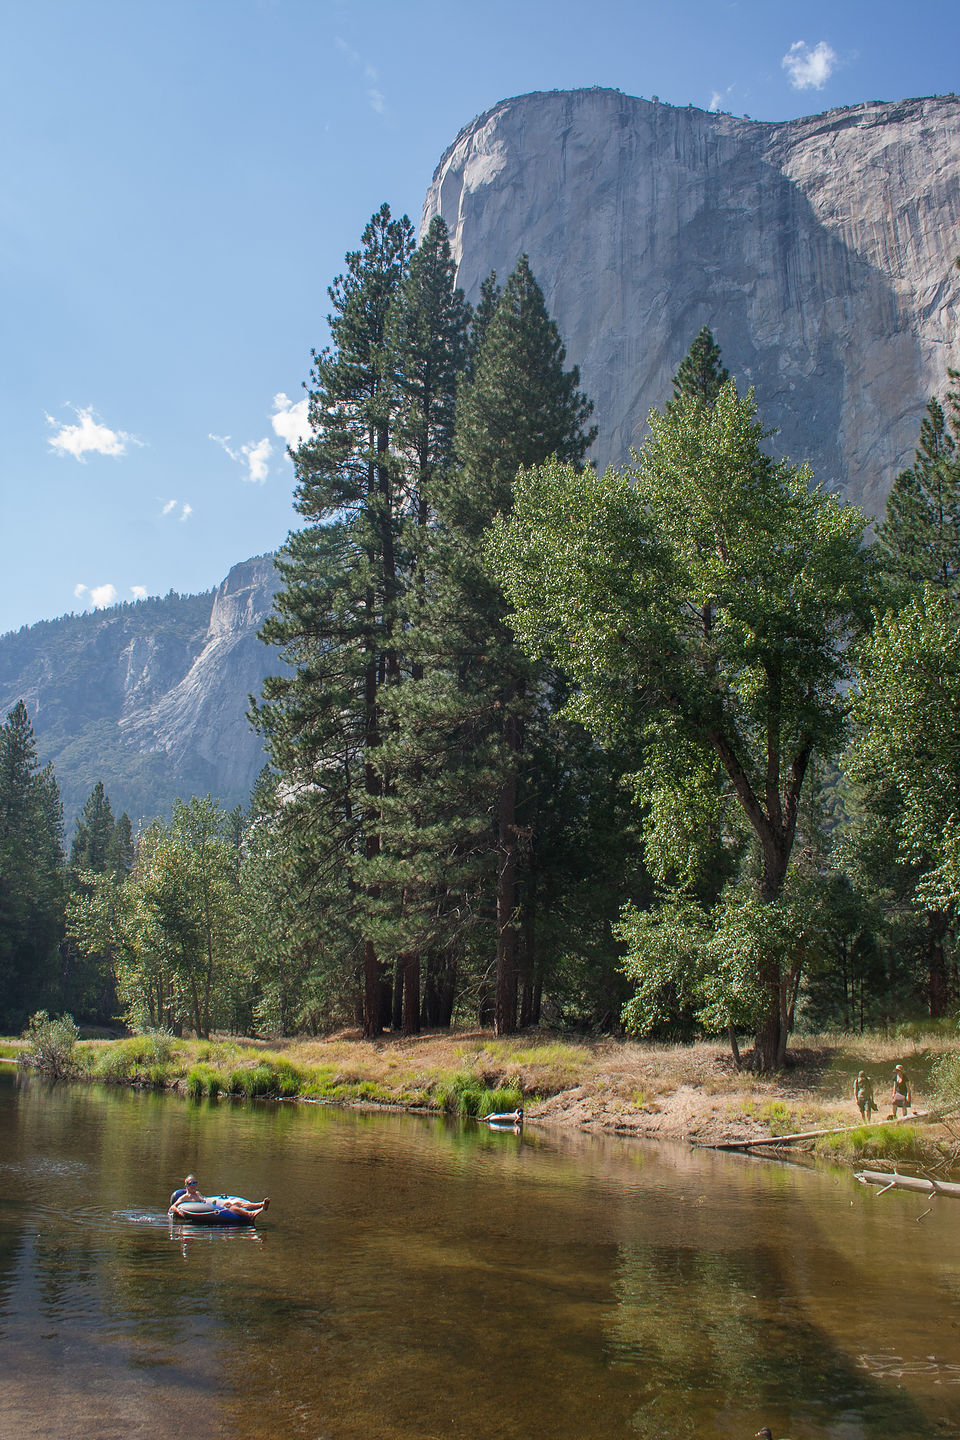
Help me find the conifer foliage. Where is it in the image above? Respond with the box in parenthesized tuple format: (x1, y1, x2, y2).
(668, 325, 729, 407)
(0, 701, 65, 1030)
(256, 220, 598, 1036)
(873, 380, 960, 598)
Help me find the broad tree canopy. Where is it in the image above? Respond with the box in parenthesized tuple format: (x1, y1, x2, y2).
(489, 379, 874, 1068)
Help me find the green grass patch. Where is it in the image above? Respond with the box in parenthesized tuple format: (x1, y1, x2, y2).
(185, 1063, 228, 1099)
(815, 1123, 928, 1164)
(759, 1101, 795, 1136)
(434, 1072, 522, 1117)
(87, 1032, 179, 1085)
(225, 1056, 304, 1099)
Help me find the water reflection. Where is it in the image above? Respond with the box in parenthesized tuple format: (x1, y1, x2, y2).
(1, 1066, 959, 1439)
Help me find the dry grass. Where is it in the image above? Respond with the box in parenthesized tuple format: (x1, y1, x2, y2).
(8, 1024, 960, 1157)
(227, 1025, 960, 1149)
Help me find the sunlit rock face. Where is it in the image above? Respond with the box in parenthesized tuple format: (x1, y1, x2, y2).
(118, 555, 282, 799)
(0, 555, 282, 825)
(423, 88, 960, 515)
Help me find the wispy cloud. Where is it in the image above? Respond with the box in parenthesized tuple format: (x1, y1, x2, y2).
(782, 40, 837, 91)
(74, 582, 118, 609)
(708, 84, 738, 113)
(335, 35, 388, 116)
(131, 585, 147, 599)
(47, 405, 138, 461)
(271, 392, 310, 450)
(161, 498, 177, 516)
(210, 432, 272, 484)
(180, 504, 192, 521)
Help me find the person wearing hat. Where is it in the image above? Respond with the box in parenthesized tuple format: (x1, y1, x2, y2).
(171, 1174, 270, 1219)
(888, 1063, 911, 1121)
(853, 1070, 876, 1121)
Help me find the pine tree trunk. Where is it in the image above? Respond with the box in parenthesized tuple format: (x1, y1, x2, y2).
(363, 940, 383, 1037)
(391, 955, 404, 1031)
(421, 961, 439, 1027)
(438, 953, 457, 1028)
(402, 951, 420, 1035)
(519, 896, 536, 1028)
(494, 709, 521, 1036)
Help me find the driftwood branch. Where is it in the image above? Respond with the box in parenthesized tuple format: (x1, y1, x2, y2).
(855, 1169, 960, 1199)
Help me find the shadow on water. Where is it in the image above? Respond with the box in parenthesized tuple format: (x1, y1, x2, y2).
(0, 1067, 956, 1439)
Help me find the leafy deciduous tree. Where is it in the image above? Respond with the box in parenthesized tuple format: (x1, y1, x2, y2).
(489, 377, 872, 1068)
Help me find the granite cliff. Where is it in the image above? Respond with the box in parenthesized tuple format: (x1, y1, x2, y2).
(0, 555, 282, 828)
(423, 88, 960, 514)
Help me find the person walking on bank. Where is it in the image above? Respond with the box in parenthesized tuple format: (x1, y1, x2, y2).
(854, 1071, 876, 1121)
(888, 1063, 911, 1121)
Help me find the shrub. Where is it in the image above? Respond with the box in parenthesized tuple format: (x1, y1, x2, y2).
(930, 1051, 960, 1107)
(20, 1012, 79, 1079)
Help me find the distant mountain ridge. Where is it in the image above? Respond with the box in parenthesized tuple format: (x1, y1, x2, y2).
(0, 555, 282, 829)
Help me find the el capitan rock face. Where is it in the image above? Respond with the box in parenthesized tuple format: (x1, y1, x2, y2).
(423, 88, 960, 514)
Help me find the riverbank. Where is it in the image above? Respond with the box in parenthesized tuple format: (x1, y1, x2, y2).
(7, 1025, 960, 1167)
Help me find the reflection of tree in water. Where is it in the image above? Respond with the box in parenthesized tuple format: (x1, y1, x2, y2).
(607, 1242, 941, 1439)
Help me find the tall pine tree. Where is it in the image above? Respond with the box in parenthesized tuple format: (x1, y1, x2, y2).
(0, 702, 65, 1030)
(444, 255, 595, 1034)
(668, 325, 729, 407)
(874, 384, 960, 599)
(254, 205, 416, 1036)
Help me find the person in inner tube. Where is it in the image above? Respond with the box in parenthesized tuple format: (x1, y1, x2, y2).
(170, 1174, 270, 1218)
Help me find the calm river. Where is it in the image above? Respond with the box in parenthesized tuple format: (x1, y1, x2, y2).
(2, 1066, 959, 1440)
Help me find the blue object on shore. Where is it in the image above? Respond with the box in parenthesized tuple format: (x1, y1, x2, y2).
(169, 1189, 255, 1225)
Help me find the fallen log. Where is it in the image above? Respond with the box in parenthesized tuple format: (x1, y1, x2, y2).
(697, 1110, 936, 1151)
(855, 1169, 960, 1198)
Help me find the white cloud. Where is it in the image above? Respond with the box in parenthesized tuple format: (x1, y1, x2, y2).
(709, 91, 724, 112)
(131, 585, 147, 599)
(209, 432, 272, 484)
(161, 498, 177, 516)
(74, 581, 118, 609)
(335, 36, 360, 64)
(335, 34, 388, 115)
(180, 504, 192, 521)
(47, 405, 136, 461)
(244, 437, 272, 484)
(271, 392, 310, 449)
(782, 40, 837, 91)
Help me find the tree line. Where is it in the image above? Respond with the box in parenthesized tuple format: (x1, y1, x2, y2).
(3, 207, 960, 1070)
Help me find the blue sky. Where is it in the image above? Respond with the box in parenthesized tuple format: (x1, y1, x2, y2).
(3, 0, 958, 634)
